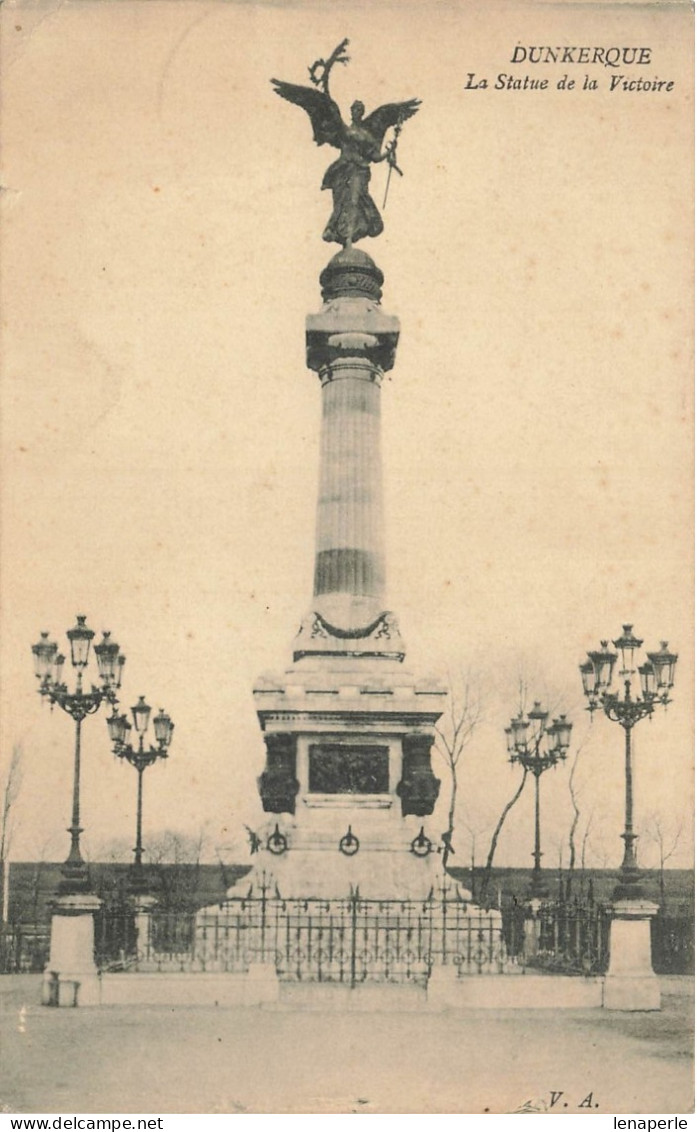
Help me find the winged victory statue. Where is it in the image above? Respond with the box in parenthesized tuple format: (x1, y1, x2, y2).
(271, 40, 420, 248)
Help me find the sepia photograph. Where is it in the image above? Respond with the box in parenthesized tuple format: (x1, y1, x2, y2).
(0, 0, 693, 1118)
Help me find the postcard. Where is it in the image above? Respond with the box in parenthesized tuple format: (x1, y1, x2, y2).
(1, 0, 692, 1117)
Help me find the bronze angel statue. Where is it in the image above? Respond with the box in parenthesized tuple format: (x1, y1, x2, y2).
(271, 40, 420, 248)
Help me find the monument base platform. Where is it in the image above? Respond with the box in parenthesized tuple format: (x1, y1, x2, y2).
(225, 846, 470, 902)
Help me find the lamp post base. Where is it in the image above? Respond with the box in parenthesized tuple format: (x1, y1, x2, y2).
(612, 866, 645, 902)
(612, 879, 645, 902)
(129, 867, 153, 898)
(529, 874, 549, 901)
(604, 899, 660, 1012)
(43, 893, 102, 1007)
(57, 859, 91, 897)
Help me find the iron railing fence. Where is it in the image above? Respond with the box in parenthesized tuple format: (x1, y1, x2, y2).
(536, 898, 611, 974)
(8, 896, 691, 979)
(651, 907, 694, 974)
(0, 925, 50, 973)
(96, 891, 508, 985)
(95, 904, 139, 970)
(501, 898, 612, 974)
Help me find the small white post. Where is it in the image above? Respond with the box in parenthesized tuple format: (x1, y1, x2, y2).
(133, 893, 157, 964)
(523, 898, 542, 962)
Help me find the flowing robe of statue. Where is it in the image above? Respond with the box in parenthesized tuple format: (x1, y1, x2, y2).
(321, 122, 385, 245)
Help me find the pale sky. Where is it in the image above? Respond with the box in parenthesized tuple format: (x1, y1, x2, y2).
(1, 0, 693, 873)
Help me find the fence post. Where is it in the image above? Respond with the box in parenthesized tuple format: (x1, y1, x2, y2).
(259, 875, 268, 963)
(241, 876, 278, 1001)
(42, 894, 102, 1007)
(603, 899, 660, 1011)
(133, 894, 156, 967)
(523, 898, 542, 962)
(350, 892, 358, 989)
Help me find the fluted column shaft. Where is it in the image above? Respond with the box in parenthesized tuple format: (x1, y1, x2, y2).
(313, 357, 385, 629)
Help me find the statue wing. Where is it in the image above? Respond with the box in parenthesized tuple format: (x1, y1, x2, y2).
(362, 99, 421, 147)
(270, 80, 343, 148)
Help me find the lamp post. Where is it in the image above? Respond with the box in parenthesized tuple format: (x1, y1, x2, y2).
(32, 616, 125, 895)
(505, 703, 573, 899)
(107, 697, 174, 893)
(580, 624, 677, 901)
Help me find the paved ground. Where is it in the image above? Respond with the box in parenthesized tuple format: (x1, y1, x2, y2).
(0, 976, 693, 1115)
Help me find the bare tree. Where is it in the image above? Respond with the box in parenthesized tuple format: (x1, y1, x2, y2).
(585, 832, 612, 872)
(479, 767, 529, 908)
(146, 829, 208, 910)
(0, 746, 23, 927)
(461, 817, 491, 901)
(90, 836, 134, 865)
(435, 674, 482, 871)
(580, 811, 594, 875)
(146, 828, 207, 865)
(566, 733, 591, 893)
(645, 812, 685, 907)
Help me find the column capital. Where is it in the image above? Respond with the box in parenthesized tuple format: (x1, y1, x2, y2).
(307, 298, 400, 375)
(307, 250, 399, 375)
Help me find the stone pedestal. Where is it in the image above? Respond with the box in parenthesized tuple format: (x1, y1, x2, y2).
(253, 655, 447, 900)
(42, 893, 102, 1007)
(603, 899, 660, 1011)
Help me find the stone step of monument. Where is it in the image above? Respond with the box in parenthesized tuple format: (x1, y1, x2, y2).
(267, 980, 428, 1012)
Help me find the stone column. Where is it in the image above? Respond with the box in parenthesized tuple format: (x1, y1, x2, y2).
(314, 358, 386, 626)
(305, 248, 400, 634)
(603, 899, 660, 1011)
(42, 893, 102, 1007)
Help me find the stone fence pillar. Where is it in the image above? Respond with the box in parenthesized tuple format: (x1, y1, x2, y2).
(133, 893, 157, 963)
(604, 899, 660, 1011)
(42, 893, 102, 1007)
(522, 899, 542, 962)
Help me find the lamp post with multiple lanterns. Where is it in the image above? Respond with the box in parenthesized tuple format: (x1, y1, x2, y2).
(505, 703, 573, 899)
(31, 616, 125, 894)
(580, 625, 677, 900)
(107, 696, 174, 892)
